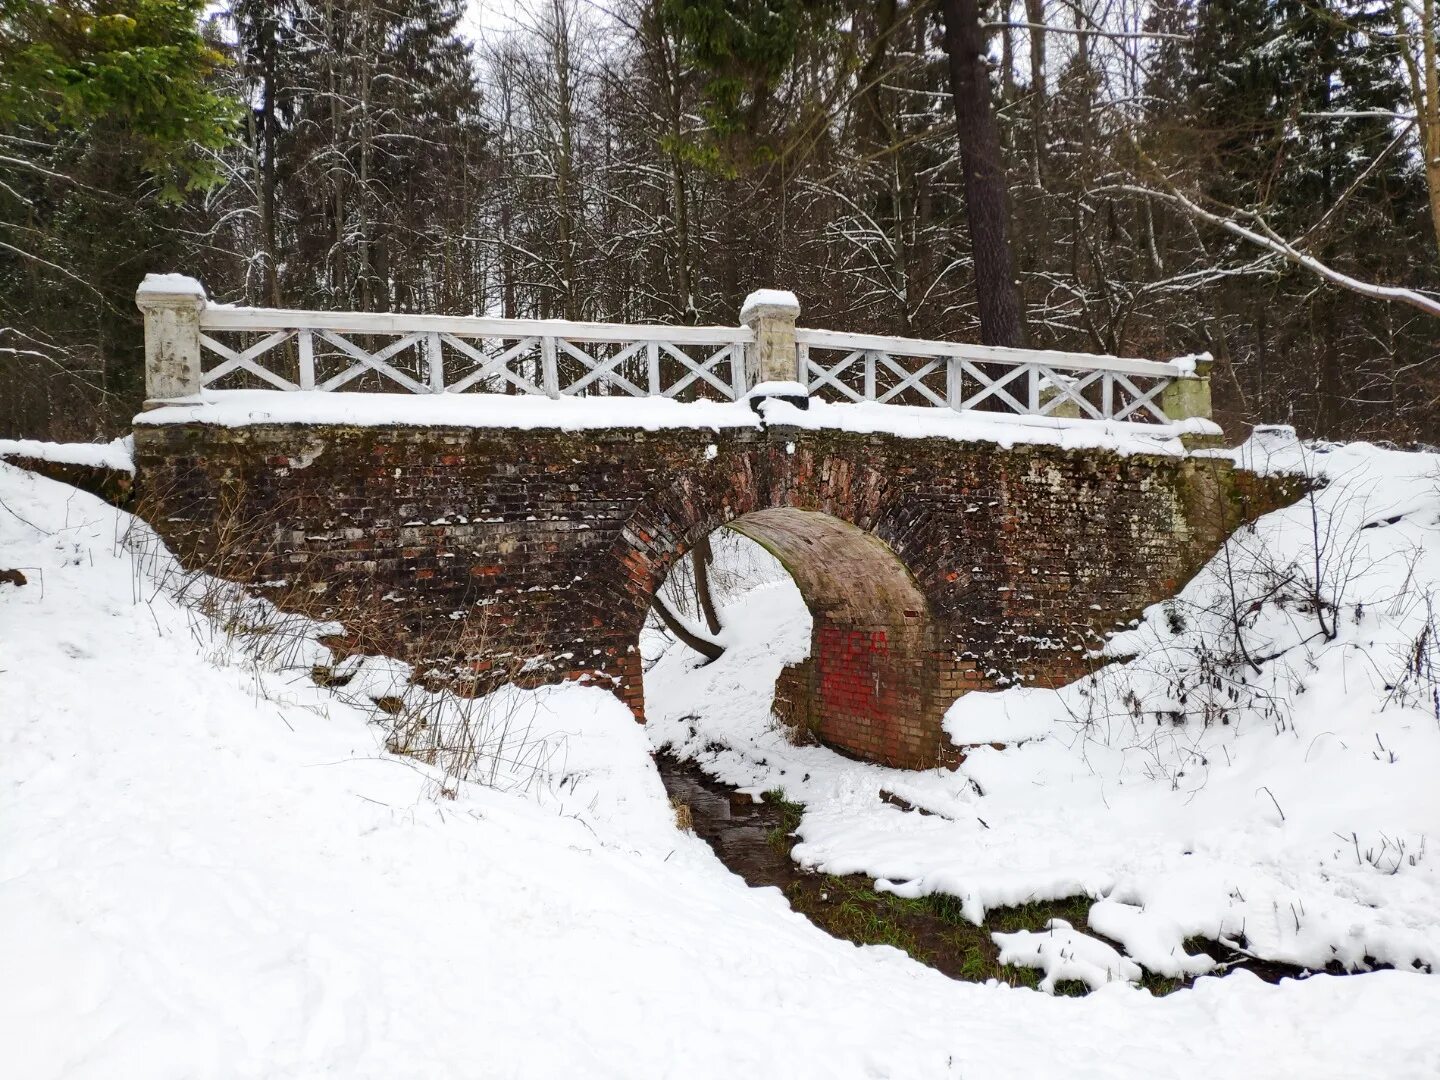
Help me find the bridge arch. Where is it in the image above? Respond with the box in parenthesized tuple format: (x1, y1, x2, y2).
(608, 461, 967, 769)
(131, 418, 1298, 772)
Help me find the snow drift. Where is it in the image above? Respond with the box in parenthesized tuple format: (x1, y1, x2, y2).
(3, 433, 1440, 1078)
(648, 430, 1440, 986)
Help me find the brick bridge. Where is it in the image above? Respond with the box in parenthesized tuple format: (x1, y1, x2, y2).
(130, 277, 1296, 769)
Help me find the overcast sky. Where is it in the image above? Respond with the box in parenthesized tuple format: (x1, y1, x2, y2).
(461, 0, 518, 40)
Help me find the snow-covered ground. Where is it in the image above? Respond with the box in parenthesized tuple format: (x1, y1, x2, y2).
(0, 435, 134, 472)
(4, 436, 1440, 1078)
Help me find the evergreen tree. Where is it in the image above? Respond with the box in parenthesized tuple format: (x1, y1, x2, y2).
(1175, 0, 1430, 432)
(229, 0, 486, 312)
(0, 0, 236, 437)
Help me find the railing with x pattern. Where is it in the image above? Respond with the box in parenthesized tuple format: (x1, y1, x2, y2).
(193, 307, 752, 402)
(137, 277, 1213, 429)
(796, 328, 1195, 424)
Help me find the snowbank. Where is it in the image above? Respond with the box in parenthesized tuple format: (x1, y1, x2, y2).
(136, 389, 762, 433)
(136, 388, 1207, 456)
(992, 919, 1143, 993)
(0, 436, 134, 473)
(5, 445, 1440, 1078)
(755, 397, 1218, 456)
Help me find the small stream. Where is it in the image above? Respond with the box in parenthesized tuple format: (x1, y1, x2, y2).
(653, 752, 799, 891)
(653, 750, 1318, 993)
(650, 749, 1065, 988)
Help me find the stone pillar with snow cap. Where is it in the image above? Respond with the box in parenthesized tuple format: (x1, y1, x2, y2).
(136, 273, 207, 404)
(1159, 352, 1213, 423)
(740, 288, 807, 410)
(1037, 372, 1082, 419)
(1159, 352, 1223, 448)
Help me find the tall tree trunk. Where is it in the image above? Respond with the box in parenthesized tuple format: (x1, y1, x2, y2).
(669, 145, 694, 321)
(1428, 0, 1440, 258)
(891, 158, 912, 332)
(1419, 0, 1440, 257)
(326, 0, 345, 304)
(257, 14, 281, 307)
(552, 0, 579, 321)
(1024, 0, 1046, 186)
(358, 8, 376, 311)
(999, 0, 1015, 103)
(667, 135, 694, 324)
(940, 0, 1025, 347)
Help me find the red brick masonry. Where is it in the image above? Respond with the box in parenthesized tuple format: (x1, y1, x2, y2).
(133, 420, 1299, 768)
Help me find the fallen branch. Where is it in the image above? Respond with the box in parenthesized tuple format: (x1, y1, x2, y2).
(651, 594, 725, 664)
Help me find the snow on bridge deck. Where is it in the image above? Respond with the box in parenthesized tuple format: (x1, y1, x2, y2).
(136, 388, 1218, 458)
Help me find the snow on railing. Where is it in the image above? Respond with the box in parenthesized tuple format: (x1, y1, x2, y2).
(136, 275, 1212, 426)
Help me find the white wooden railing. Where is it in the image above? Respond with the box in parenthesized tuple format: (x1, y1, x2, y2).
(797, 328, 1196, 424)
(136, 276, 1212, 426)
(194, 306, 750, 401)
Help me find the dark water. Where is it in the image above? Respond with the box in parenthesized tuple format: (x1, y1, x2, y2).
(650, 749, 1072, 987)
(653, 753, 800, 890)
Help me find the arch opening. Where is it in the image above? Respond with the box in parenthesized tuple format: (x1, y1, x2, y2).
(639, 507, 956, 770)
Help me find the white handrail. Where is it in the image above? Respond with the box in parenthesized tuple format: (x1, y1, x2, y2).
(200, 306, 752, 346)
(796, 327, 1191, 379)
(190, 306, 752, 400)
(139, 275, 1213, 427)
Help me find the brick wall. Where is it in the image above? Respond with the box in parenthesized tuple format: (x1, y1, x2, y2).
(132, 419, 1299, 769)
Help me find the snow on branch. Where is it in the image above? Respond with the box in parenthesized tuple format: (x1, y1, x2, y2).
(1110, 185, 1440, 320)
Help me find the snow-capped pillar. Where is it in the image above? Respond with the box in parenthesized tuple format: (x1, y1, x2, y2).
(1159, 353, 1214, 424)
(136, 274, 207, 403)
(1038, 374, 1082, 419)
(740, 288, 807, 410)
(1160, 353, 1222, 450)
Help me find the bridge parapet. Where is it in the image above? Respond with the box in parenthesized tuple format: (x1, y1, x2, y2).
(136, 276, 1217, 439)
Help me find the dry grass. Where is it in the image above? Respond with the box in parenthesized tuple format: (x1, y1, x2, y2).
(670, 796, 694, 832)
(122, 484, 565, 797)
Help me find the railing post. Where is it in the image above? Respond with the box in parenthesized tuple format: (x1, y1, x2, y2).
(540, 335, 560, 398)
(136, 274, 206, 403)
(740, 288, 805, 408)
(1159, 354, 1214, 424)
(424, 331, 445, 392)
(1159, 353, 1221, 449)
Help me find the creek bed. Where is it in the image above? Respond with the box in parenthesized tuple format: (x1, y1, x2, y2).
(653, 750, 1317, 994)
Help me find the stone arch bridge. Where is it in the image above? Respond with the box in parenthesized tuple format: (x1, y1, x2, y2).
(130, 277, 1297, 768)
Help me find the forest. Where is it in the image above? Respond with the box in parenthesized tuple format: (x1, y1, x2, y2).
(3, 0, 1439, 443)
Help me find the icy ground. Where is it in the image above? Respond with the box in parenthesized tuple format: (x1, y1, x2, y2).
(2, 441, 1439, 1078)
(647, 432, 1440, 991)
